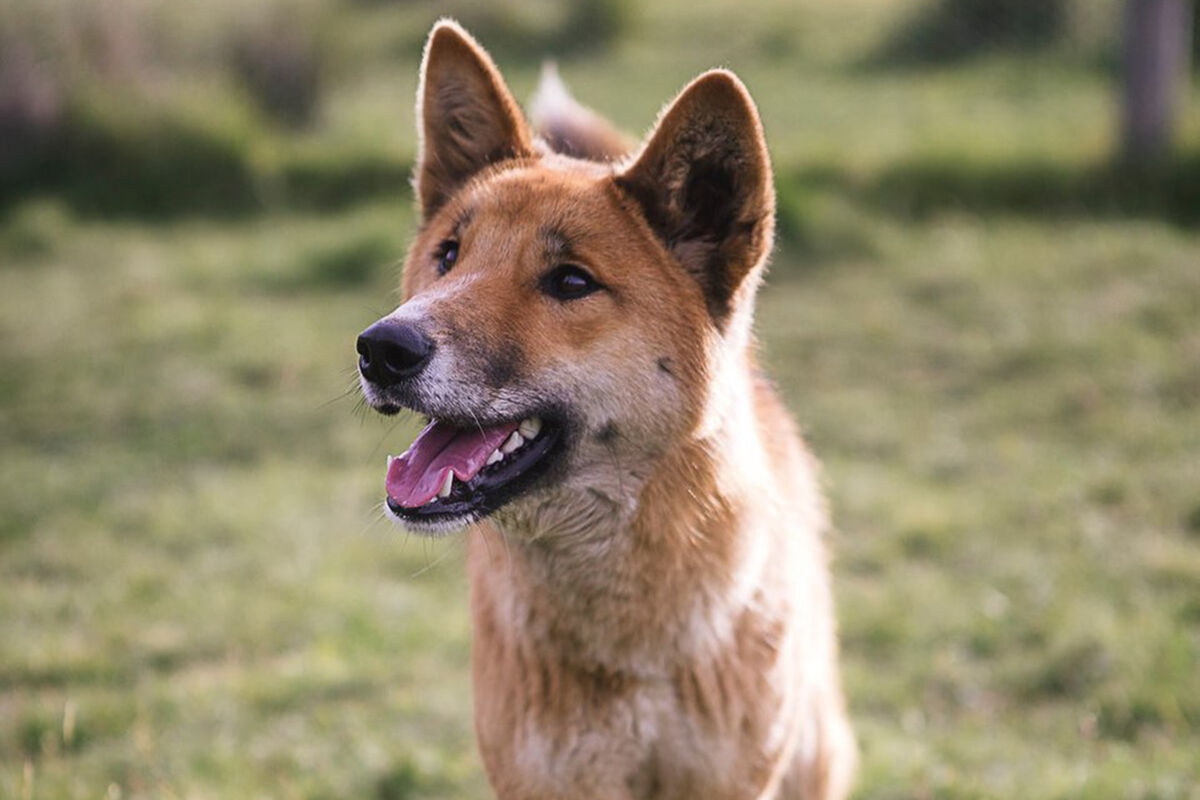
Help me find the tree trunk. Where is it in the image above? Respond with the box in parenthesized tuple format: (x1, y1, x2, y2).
(1121, 0, 1192, 163)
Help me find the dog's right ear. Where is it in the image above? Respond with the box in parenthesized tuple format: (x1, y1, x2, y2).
(415, 20, 534, 220)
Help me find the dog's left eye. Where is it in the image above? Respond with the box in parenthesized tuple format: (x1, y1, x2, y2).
(540, 265, 601, 301)
(436, 240, 458, 276)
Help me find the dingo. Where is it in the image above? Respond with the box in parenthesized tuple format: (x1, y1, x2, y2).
(357, 21, 855, 799)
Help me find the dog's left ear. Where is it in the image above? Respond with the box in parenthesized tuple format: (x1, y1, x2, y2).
(616, 71, 774, 326)
(415, 20, 534, 220)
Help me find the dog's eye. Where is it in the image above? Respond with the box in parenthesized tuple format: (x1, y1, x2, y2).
(435, 240, 458, 276)
(540, 265, 601, 301)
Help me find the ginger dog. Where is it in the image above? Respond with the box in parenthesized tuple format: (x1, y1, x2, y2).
(356, 21, 855, 799)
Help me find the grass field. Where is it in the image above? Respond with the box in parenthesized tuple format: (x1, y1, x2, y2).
(2, 1, 1199, 798)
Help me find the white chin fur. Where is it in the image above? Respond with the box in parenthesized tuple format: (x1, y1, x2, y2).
(383, 504, 478, 538)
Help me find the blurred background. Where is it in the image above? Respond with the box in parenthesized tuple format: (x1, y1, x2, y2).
(2, 0, 1198, 797)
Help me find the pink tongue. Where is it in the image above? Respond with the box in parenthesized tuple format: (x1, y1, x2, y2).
(386, 419, 520, 508)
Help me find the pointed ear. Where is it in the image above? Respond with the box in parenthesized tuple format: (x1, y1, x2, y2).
(415, 20, 534, 220)
(615, 71, 774, 325)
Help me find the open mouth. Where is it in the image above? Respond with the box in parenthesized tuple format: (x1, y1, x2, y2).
(384, 414, 562, 530)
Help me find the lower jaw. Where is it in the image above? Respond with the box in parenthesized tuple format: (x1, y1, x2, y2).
(384, 499, 482, 536)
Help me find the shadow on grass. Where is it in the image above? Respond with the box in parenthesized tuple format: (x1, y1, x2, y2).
(1, 141, 413, 222)
(857, 0, 1074, 70)
(6, 100, 1199, 234)
(778, 151, 1200, 249)
(0, 102, 413, 221)
(362, 0, 635, 64)
(251, 231, 402, 294)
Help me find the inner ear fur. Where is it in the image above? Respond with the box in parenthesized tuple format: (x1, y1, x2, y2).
(615, 70, 775, 325)
(415, 20, 534, 220)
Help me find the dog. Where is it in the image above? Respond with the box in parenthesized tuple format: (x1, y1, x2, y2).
(356, 20, 856, 799)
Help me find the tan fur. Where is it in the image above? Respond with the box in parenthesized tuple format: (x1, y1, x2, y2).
(374, 20, 856, 799)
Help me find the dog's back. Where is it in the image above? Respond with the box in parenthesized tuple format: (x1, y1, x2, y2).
(528, 62, 634, 162)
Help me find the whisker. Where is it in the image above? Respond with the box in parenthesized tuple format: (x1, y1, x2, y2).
(368, 411, 412, 459)
(477, 521, 511, 574)
(605, 437, 626, 508)
(467, 407, 486, 438)
(488, 521, 513, 575)
(478, 525, 494, 561)
(318, 380, 363, 411)
(359, 502, 391, 537)
(411, 536, 462, 578)
(352, 396, 373, 423)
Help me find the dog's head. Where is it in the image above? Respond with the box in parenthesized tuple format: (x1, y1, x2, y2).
(358, 21, 774, 535)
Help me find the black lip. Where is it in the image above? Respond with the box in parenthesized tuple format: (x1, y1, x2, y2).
(364, 383, 419, 417)
(385, 417, 566, 528)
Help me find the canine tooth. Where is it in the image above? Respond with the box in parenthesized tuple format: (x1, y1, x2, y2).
(486, 449, 504, 465)
(438, 471, 454, 498)
(519, 417, 542, 440)
(387, 455, 395, 469)
(501, 431, 524, 454)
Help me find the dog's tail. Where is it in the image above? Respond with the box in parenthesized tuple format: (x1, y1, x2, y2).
(529, 62, 634, 162)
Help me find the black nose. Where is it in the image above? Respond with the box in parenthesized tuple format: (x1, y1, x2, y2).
(356, 321, 433, 386)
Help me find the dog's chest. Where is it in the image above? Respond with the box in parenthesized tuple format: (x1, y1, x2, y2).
(478, 653, 791, 799)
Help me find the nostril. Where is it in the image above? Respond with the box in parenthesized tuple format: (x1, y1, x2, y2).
(356, 335, 377, 383)
(383, 346, 424, 374)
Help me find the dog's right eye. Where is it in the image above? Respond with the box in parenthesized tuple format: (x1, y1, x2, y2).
(435, 240, 459, 276)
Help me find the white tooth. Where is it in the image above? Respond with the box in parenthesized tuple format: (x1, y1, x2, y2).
(438, 471, 454, 498)
(486, 449, 503, 465)
(387, 455, 396, 469)
(518, 417, 542, 440)
(501, 431, 524, 454)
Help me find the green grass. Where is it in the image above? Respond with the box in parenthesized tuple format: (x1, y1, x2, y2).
(2, 0, 1199, 797)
